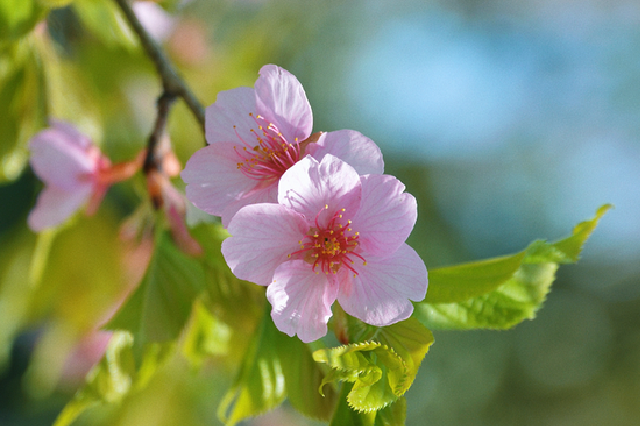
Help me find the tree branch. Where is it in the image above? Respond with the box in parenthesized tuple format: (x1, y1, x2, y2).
(143, 92, 176, 176)
(113, 0, 205, 133)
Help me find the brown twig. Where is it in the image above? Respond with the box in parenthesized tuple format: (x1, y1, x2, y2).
(112, 0, 205, 133)
(143, 92, 176, 176)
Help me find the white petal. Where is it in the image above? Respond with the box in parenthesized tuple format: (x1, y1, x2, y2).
(28, 185, 93, 231)
(205, 87, 258, 145)
(278, 155, 361, 226)
(338, 244, 427, 326)
(181, 143, 258, 222)
(267, 260, 338, 343)
(221, 203, 308, 285)
(254, 65, 313, 144)
(307, 130, 384, 175)
(29, 125, 97, 190)
(351, 174, 417, 256)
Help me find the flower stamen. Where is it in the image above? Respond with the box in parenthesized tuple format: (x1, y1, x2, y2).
(233, 113, 302, 183)
(290, 205, 366, 275)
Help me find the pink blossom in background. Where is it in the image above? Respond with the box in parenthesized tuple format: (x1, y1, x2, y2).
(181, 65, 383, 226)
(28, 121, 111, 231)
(28, 121, 142, 231)
(132, 1, 175, 42)
(221, 155, 427, 343)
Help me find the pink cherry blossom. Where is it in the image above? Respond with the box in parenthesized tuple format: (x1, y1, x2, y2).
(221, 155, 427, 343)
(181, 65, 383, 226)
(28, 121, 141, 231)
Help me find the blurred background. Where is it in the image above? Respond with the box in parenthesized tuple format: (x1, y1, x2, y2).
(1, 0, 639, 425)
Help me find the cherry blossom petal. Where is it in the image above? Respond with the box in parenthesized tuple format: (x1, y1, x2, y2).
(218, 181, 278, 227)
(267, 260, 339, 343)
(307, 130, 384, 175)
(221, 203, 308, 285)
(29, 125, 97, 190)
(28, 184, 93, 231)
(181, 142, 258, 219)
(278, 155, 361, 226)
(48, 120, 93, 149)
(254, 65, 312, 144)
(205, 86, 258, 145)
(338, 244, 427, 326)
(350, 174, 418, 257)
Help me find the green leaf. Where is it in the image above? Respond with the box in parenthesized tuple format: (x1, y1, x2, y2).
(217, 308, 287, 426)
(73, 0, 136, 48)
(329, 382, 376, 426)
(38, 0, 74, 7)
(328, 383, 406, 426)
(105, 231, 205, 350)
(541, 203, 612, 263)
(414, 204, 611, 330)
(0, 34, 47, 181)
(424, 251, 526, 304)
(375, 397, 406, 426)
(218, 305, 338, 425)
(415, 262, 558, 330)
(276, 331, 338, 421)
(190, 223, 265, 326)
(0, 0, 46, 42)
(53, 331, 173, 426)
(313, 341, 405, 412)
(0, 229, 54, 370)
(181, 300, 233, 366)
(361, 318, 434, 396)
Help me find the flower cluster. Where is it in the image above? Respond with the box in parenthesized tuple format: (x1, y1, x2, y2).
(183, 65, 428, 343)
(181, 65, 383, 227)
(27, 121, 136, 231)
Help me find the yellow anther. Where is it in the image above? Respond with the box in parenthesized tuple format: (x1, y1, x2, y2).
(325, 204, 329, 209)
(341, 208, 346, 212)
(363, 261, 367, 266)
(355, 232, 360, 236)
(287, 254, 291, 258)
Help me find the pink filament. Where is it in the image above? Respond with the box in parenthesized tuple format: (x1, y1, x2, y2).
(234, 114, 301, 183)
(291, 206, 366, 275)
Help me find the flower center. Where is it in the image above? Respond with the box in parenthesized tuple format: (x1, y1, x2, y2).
(289, 205, 366, 275)
(234, 113, 302, 183)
